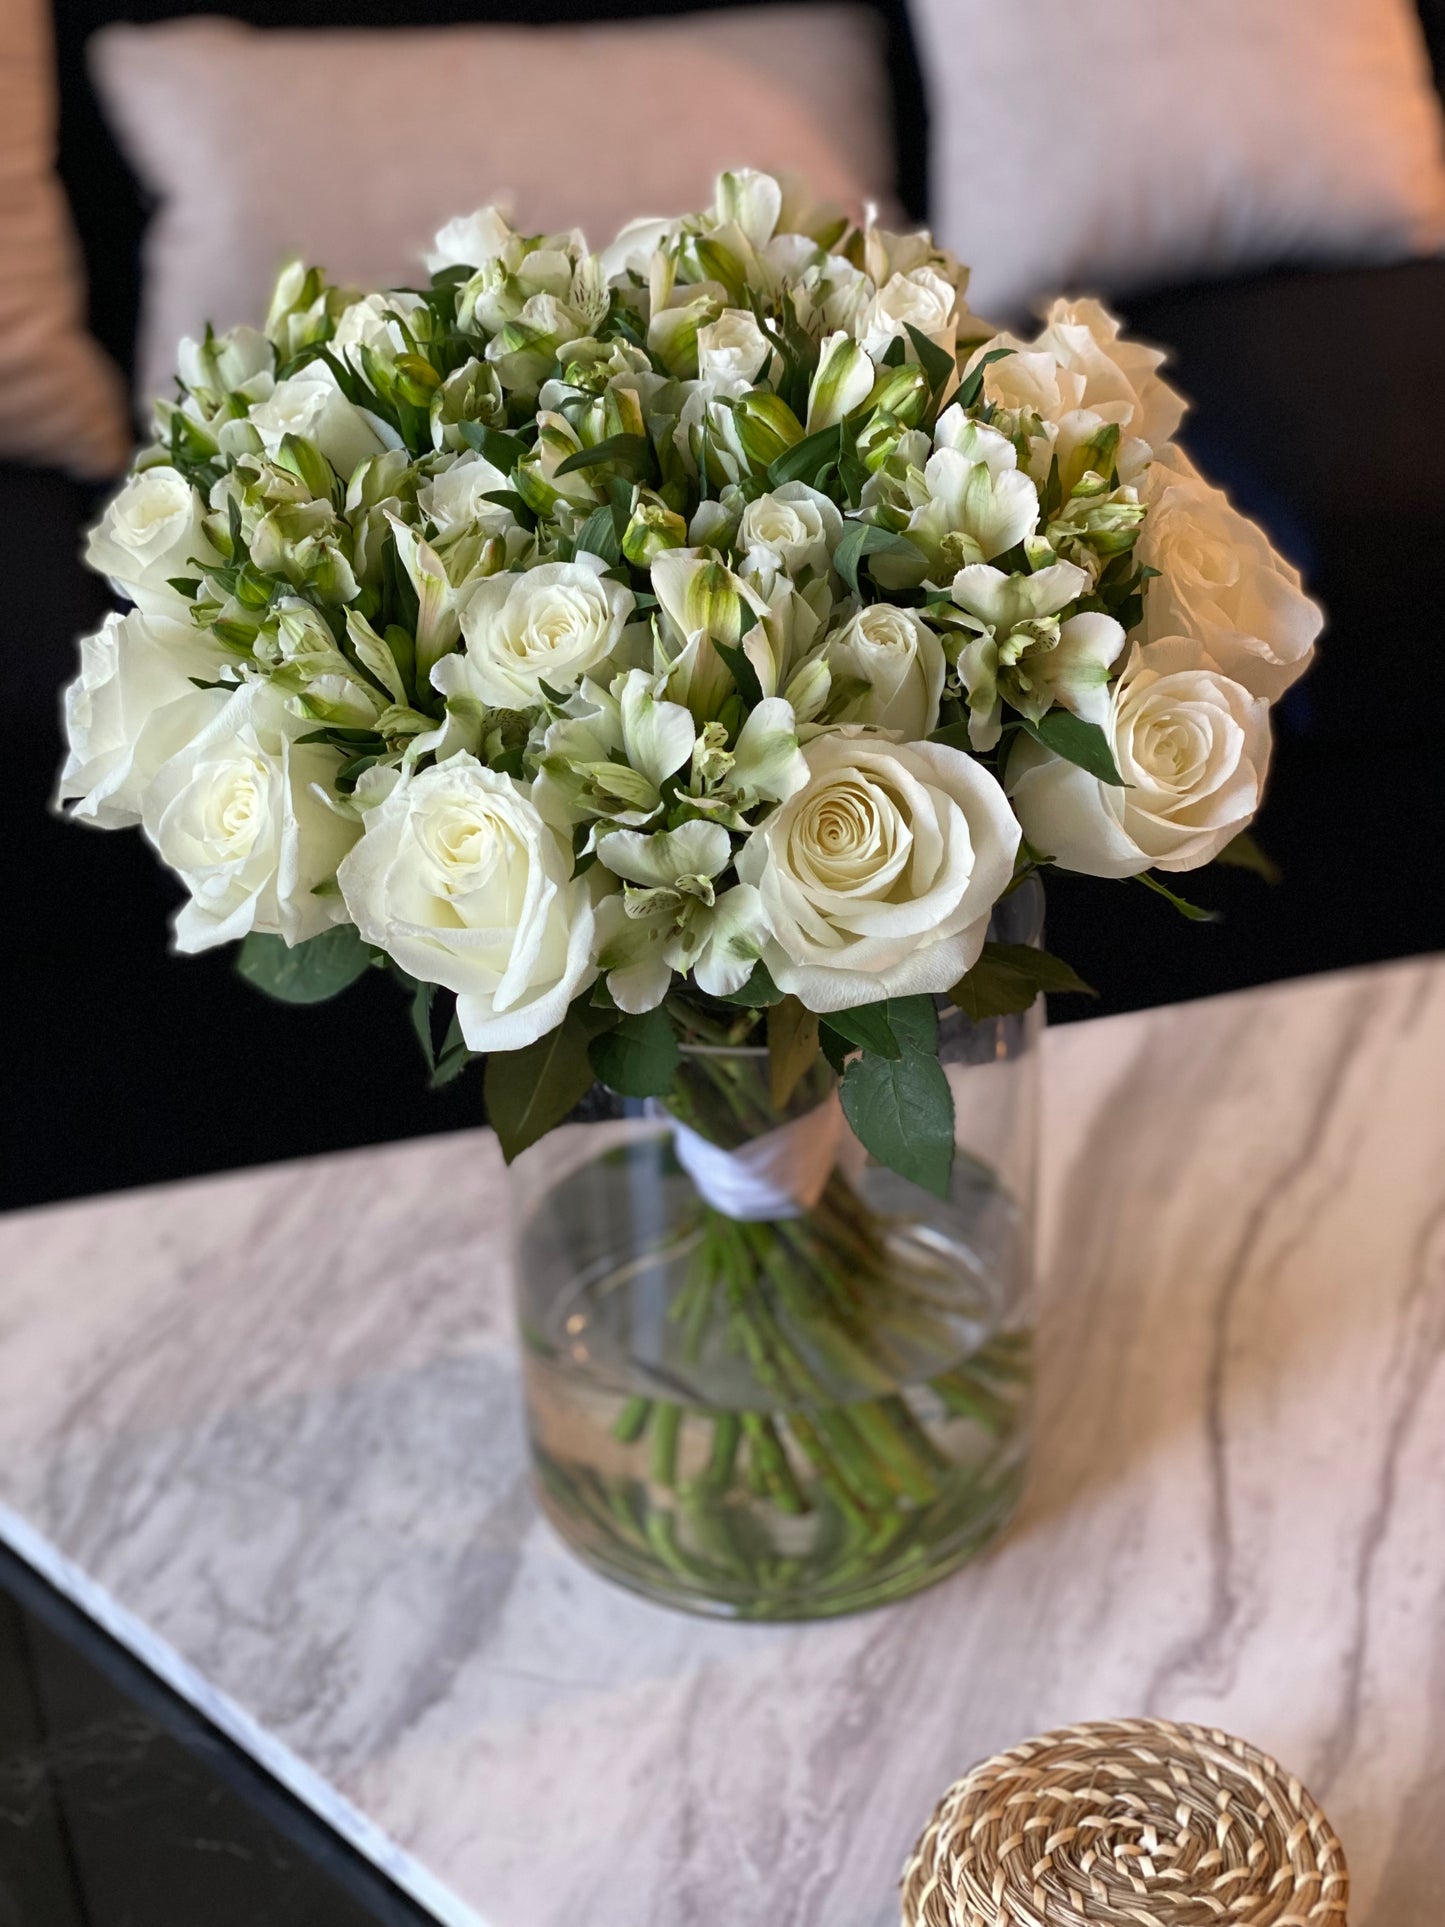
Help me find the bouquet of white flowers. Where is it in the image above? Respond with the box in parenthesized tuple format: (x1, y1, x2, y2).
(57, 169, 1320, 1614)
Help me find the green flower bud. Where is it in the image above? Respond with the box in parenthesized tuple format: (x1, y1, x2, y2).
(274, 433, 337, 503)
(733, 391, 804, 468)
(429, 357, 505, 452)
(623, 493, 688, 566)
(864, 363, 930, 428)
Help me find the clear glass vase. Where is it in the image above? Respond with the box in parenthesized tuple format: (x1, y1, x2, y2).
(509, 882, 1042, 1620)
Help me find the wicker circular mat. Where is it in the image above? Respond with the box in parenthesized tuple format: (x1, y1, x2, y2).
(900, 1719, 1348, 1926)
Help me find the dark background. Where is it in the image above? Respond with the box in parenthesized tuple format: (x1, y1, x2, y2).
(5, 0, 1445, 1210)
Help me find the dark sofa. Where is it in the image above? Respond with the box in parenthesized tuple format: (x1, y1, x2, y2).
(6, 0, 1445, 1210)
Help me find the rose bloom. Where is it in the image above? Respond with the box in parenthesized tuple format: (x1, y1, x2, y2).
(696, 309, 772, 394)
(1139, 451, 1321, 701)
(736, 482, 842, 581)
(1007, 637, 1270, 876)
(85, 465, 217, 616)
(56, 609, 230, 828)
(417, 450, 520, 540)
(822, 604, 946, 739)
(436, 554, 635, 710)
(737, 730, 1020, 1010)
(338, 754, 596, 1051)
(141, 679, 360, 952)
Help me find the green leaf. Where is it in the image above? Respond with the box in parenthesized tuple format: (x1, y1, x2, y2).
(589, 1006, 680, 1098)
(1136, 873, 1221, 922)
(840, 1047, 955, 1199)
(1215, 829, 1281, 885)
(457, 420, 529, 471)
(927, 719, 975, 751)
(1021, 709, 1124, 786)
(768, 996, 820, 1109)
(575, 504, 622, 566)
(235, 924, 373, 1004)
(718, 960, 783, 1007)
(949, 943, 1098, 1021)
(553, 433, 652, 480)
(484, 997, 615, 1163)
(766, 421, 842, 489)
(952, 345, 1015, 413)
(407, 975, 438, 1070)
(903, 322, 956, 396)
(479, 488, 538, 530)
(819, 1003, 902, 1060)
(712, 637, 765, 708)
(832, 523, 924, 597)
(883, 996, 940, 1054)
(429, 1010, 476, 1090)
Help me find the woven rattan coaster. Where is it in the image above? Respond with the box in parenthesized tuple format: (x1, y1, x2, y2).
(900, 1718, 1348, 1926)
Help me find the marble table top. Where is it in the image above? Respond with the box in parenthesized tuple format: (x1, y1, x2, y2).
(2, 956, 1444, 1926)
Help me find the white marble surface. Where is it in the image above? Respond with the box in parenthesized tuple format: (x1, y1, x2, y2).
(2, 958, 1445, 1925)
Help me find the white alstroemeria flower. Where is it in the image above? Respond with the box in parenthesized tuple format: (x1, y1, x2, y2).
(807, 331, 875, 432)
(340, 753, 596, 1050)
(696, 309, 772, 394)
(535, 668, 695, 837)
(737, 730, 1020, 1011)
(650, 548, 770, 720)
(1139, 451, 1321, 701)
(594, 818, 764, 1009)
(726, 698, 809, 803)
(438, 554, 634, 709)
(737, 483, 842, 586)
(950, 560, 1091, 632)
(178, 326, 274, 411)
(256, 598, 384, 729)
(418, 451, 519, 539)
(425, 205, 516, 275)
(822, 603, 946, 739)
(711, 168, 786, 248)
(249, 367, 400, 483)
(959, 610, 1126, 751)
(1008, 637, 1270, 877)
(871, 419, 1040, 589)
(56, 610, 232, 828)
(86, 466, 218, 616)
(600, 214, 679, 285)
(141, 679, 359, 953)
(330, 291, 427, 367)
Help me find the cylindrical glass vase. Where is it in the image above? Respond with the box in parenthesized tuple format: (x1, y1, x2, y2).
(510, 883, 1042, 1620)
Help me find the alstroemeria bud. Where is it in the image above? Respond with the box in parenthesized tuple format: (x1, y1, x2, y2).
(864, 363, 930, 428)
(623, 493, 688, 566)
(274, 433, 338, 504)
(733, 391, 804, 468)
(429, 357, 505, 452)
(806, 332, 874, 432)
(648, 295, 720, 380)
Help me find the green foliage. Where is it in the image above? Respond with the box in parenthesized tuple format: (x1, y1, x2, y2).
(949, 943, 1097, 1021)
(589, 1006, 680, 1098)
(1136, 873, 1220, 922)
(485, 996, 618, 1163)
(833, 523, 924, 597)
(718, 961, 783, 1007)
(1020, 709, 1124, 786)
(1215, 830, 1281, 884)
(840, 1047, 955, 1199)
(234, 924, 373, 1004)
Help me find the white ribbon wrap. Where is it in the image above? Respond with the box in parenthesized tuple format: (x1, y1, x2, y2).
(668, 1092, 863, 1221)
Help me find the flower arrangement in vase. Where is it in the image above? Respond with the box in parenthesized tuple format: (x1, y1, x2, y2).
(58, 170, 1319, 1616)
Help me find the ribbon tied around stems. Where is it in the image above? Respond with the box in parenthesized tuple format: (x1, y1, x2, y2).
(664, 1090, 866, 1221)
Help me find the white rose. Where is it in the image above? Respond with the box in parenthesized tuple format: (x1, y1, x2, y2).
(331, 291, 427, 368)
(1139, 453, 1321, 701)
(56, 610, 230, 828)
(737, 729, 1020, 1011)
(1007, 637, 1270, 877)
(696, 309, 772, 394)
(737, 483, 843, 581)
(436, 555, 635, 710)
(338, 753, 596, 1051)
(418, 451, 519, 539)
(141, 680, 359, 952)
(249, 368, 399, 483)
(863, 266, 958, 357)
(85, 466, 217, 615)
(824, 604, 945, 739)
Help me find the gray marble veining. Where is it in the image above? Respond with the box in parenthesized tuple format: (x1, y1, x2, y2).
(2, 958, 1444, 1924)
